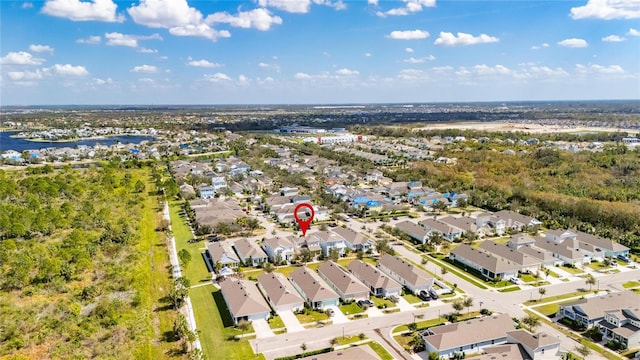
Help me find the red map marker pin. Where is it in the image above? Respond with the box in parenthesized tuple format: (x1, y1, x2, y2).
(294, 203, 314, 236)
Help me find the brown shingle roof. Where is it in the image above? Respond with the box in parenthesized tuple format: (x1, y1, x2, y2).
(257, 272, 304, 308)
(378, 254, 433, 288)
(289, 266, 339, 302)
(423, 314, 514, 351)
(219, 278, 270, 318)
(318, 261, 369, 297)
(347, 260, 402, 291)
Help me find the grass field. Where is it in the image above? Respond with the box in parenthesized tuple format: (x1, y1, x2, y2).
(560, 265, 584, 275)
(622, 281, 640, 289)
(524, 290, 589, 306)
(190, 284, 257, 360)
(339, 302, 365, 315)
(499, 286, 521, 292)
(268, 315, 285, 329)
(532, 303, 560, 317)
(169, 201, 211, 285)
(402, 293, 423, 304)
(367, 342, 394, 360)
(371, 297, 396, 308)
(429, 255, 489, 290)
(296, 310, 330, 324)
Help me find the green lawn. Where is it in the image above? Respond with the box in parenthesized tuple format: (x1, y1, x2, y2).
(495, 280, 512, 288)
(190, 284, 256, 360)
(499, 286, 520, 292)
(532, 303, 560, 317)
(371, 297, 396, 309)
(545, 269, 560, 278)
(429, 255, 489, 290)
(560, 265, 584, 275)
(402, 293, 423, 304)
(524, 290, 589, 306)
(623, 281, 640, 289)
(268, 315, 285, 329)
(169, 201, 212, 285)
(394, 318, 445, 333)
(520, 274, 540, 283)
(367, 342, 394, 360)
(339, 302, 365, 315)
(335, 335, 365, 345)
(296, 310, 330, 324)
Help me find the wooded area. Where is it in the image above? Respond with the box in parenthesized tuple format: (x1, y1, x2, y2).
(0, 164, 181, 359)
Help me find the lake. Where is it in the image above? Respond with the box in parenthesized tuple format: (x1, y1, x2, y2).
(0, 131, 154, 152)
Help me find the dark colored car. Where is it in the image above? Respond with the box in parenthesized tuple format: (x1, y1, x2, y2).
(418, 290, 431, 301)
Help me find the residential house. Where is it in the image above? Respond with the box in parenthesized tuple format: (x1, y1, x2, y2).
(257, 272, 305, 312)
(262, 236, 297, 263)
(395, 220, 430, 244)
(476, 212, 506, 236)
(197, 185, 216, 199)
(289, 266, 340, 310)
(534, 237, 593, 265)
(476, 344, 529, 360)
(597, 307, 640, 349)
(439, 216, 486, 238)
(449, 244, 520, 281)
(317, 261, 370, 302)
(574, 231, 629, 260)
(219, 278, 271, 325)
(478, 241, 546, 273)
(232, 238, 268, 267)
(507, 234, 537, 249)
(418, 218, 464, 242)
(493, 210, 542, 231)
(331, 227, 372, 251)
(280, 187, 299, 197)
(211, 176, 227, 191)
(505, 330, 561, 360)
(310, 231, 347, 257)
(377, 254, 434, 294)
(421, 314, 515, 358)
(298, 346, 381, 360)
(558, 291, 640, 328)
(206, 241, 240, 270)
(347, 260, 402, 298)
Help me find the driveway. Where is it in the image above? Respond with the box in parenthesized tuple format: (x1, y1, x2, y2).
(277, 310, 305, 333)
(327, 306, 350, 324)
(252, 319, 275, 339)
(396, 296, 415, 312)
(366, 305, 384, 318)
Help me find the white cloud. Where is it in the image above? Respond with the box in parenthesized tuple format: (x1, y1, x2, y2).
(335, 68, 359, 76)
(376, 0, 435, 17)
(558, 38, 588, 47)
(602, 35, 626, 42)
(47, 64, 89, 76)
(105, 32, 162, 47)
(531, 43, 550, 50)
(41, 0, 124, 22)
(188, 58, 223, 68)
(0, 51, 45, 65)
(386, 29, 429, 40)
(138, 47, 158, 53)
(138, 78, 155, 84)
(434, 32, 499, 46)
(397, 69, 427, 80)
(206, 8, 282, 31)
(258, 62, 280, 72)
(294, 72, 312, 80)
(128, 0, 202, 28)
(76, 35, 101, 44)
(367, 0, 378, 4)
(29, 44, 54, 53)
(405, 47, 414, 53)
(403, 55, 436, 63)
(570, 0, 640, 20)
(131, 64, 158, 73)
(92, 77, 115, 85)
(204, 73, 232, 82)
(576, 64, 625, 74)
(7, 69, 44, 81)
(364, 53, 372, 57)
(22, 2, 33, 9)
(258, 0, 311, 13)
(169, 24, 230, 42)
(628, 28, 640, 36)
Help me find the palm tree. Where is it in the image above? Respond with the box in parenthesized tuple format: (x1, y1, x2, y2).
(538, 287, 546, 301)
(585, 274, 596, 292)
(463, 297, 473, 315)
(440, 266, 448, 280)
(574, 344, 591, 360)
(452, 299, 464, 315)
(521, 314, 541, 332)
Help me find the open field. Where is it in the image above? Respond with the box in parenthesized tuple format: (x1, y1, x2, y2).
(412, 121, 640, 135)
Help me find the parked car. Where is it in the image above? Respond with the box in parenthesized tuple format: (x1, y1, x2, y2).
(509, 277, 520, 285)
(429, 289, 439, 299)
(418, 290, 431, 301)
(357, 299, 374, 308)
(327, 308, 335, 317)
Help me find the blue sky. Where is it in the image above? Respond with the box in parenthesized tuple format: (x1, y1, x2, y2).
(1, 0, 639, 105)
